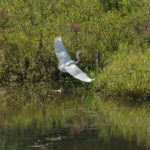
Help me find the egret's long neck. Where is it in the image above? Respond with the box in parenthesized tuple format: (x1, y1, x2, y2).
(75, 51, 81, 64)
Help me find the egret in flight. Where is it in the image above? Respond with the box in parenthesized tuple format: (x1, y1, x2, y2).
(54, 37, 93, 82)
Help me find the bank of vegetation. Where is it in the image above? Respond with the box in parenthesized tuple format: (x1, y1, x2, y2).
(0, 0, 150, 98)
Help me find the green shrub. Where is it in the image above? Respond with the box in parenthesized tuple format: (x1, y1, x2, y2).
(94, 44, 150, 97)
(0, 0, 150, 85)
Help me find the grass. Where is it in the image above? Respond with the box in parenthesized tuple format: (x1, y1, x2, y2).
(0, 0, 150, 98)
(94, 45, 150, 98)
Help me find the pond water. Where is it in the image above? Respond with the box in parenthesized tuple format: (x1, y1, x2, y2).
(0, 84, 150, 150)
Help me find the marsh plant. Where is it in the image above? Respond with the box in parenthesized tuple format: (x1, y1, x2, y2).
(0, 0, 150, 97)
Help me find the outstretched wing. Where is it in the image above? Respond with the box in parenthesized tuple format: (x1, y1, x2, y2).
(64, 64, 93, 82)
(54, 37, 72, 64)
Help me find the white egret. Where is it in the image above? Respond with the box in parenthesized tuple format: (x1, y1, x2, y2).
(54, 37, 93, 82)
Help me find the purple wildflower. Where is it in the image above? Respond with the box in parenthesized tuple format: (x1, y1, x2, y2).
(146, 25, 150, 32)
(0, 9, 6, 18)
(68, 23, 81, 32)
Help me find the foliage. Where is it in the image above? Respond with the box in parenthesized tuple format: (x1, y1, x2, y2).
(0, 0, 150, 97)
(94, 44, 150, 97)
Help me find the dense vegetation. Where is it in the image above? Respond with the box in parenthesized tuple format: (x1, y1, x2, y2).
(0, 0, 150, 97)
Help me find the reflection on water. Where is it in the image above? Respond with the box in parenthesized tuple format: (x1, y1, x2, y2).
(0, 84, 149, 150)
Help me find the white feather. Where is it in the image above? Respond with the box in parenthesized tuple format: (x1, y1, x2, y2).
(54, 37, 93, 82)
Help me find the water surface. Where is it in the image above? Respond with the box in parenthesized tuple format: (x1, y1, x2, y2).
(0, 84, 150, 150)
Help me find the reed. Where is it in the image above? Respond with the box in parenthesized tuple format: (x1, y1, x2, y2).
(0, 0, 150, 97)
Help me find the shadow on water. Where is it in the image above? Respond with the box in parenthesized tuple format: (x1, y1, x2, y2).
(0, 84, 150, 150)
